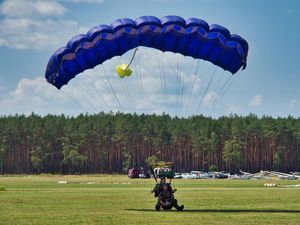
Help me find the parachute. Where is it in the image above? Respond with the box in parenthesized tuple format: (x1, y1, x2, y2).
(45, 15, 248, 89)
(45, 15, 248, 116)
(149, 161, 175, 180)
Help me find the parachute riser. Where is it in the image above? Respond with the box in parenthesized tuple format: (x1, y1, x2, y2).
(125, 48, 138, 71)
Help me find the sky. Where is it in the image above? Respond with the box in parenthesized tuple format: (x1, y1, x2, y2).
(0, 0, 299, 117)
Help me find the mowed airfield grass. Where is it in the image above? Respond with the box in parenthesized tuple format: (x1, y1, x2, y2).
(0, 175, 299, 225)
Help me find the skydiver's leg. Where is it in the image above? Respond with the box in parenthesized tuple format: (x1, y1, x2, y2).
(173, 199, 184, 211)
(155, 199, 161, 211)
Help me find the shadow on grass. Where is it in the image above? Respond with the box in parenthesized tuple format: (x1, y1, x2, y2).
(125, 209, 300, 213)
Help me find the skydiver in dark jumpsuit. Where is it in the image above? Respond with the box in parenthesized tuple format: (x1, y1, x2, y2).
(151, 177, 184, 211)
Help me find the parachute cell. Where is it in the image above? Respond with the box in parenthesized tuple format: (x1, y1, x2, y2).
(45, 15, 249, 89)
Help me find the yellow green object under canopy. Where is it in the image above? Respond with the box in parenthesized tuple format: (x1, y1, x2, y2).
(115, 64, 133, 78)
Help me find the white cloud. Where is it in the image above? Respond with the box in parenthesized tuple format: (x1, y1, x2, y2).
(203, 91, 218, 107)
(0, 0, 87, 50)
(0, 0, 67, 18)
(0, 37, 7, 46)
(249, 95, 262, 107)
(0, 76, 104, 115)
(289, 99, 296, 109)
(0, 77, 69, 115)
(0, 17, 86, 50)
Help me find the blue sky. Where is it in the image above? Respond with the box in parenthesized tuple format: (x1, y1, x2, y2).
(0, 0, 299, 117)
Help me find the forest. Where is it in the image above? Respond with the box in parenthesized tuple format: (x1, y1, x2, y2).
(0, 112, 299, 174)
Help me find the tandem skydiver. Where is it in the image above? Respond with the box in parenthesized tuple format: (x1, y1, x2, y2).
(151, 176, 184, 211)
(156, 184, 184, 211)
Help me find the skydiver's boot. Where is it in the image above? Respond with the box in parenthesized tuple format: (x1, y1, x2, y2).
(155, 203, 161, 211)
(177, 205, 184, 211)
(173, 199, 184, 211)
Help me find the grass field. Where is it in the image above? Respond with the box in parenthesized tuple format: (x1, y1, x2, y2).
(0, 175, 299, 225)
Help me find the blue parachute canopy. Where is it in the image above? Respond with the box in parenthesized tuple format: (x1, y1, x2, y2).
(45, 15, 249, 89)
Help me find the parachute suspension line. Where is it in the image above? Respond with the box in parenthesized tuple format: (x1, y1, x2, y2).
(123, 76, 133, 103)
(60, 89, 91, 113)
(134, 67, 141, 109)
(195, 67, 218, 114)
(201, 68, 228, 113)
(201, 67, 230, 114)
(182, 55, 187, 76)
(187, 57, 196, 79)
(213, 73, 237, 108)
(99, 69, 119, 110)
(101, 65, 122, 110)
(158, 53, 168, 113)
(163, 62, 169, 112)
(74, 79, 99, 113)
(175, 56, 181, 114)
(116, 56, 130, 106)
(178, 55, 184, 115)
(101, 68, 119, 110)
(136, 53, 144, 108)
(162, 54, 168, 113)
(125, 48, 138, 71)
(202, 74, 236, 115)
(184, 59, 202, 115)
(117, 55, 133, 110)
(159, 59, 166, 112)
(199, 67, 219, 114)
(90, 48, 119, 111)
(64, 83, 96, 113)
(84, 72, 110, 110)
(69, 80, 94, 112)
(68, 63, 105, 113)
(181, 56, 195, 113)
(134, 54, 142, 107)
(179, 55, 186, 115)
(178, 55, 187, 114)
(209, 74, 233, 108)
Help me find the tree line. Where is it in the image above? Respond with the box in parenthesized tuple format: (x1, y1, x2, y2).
(0, 112, 299, 174)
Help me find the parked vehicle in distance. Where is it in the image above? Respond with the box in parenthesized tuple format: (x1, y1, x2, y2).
(199, 172, 211, 179)
(138, 173, 150, 178)
(190, 171, 201, 178)
(181, 173, 191, 179)
(174, 173, 182, 179)
(181, 173, 197, 179)
(232, 174, 251, 180)
(128, 168, 140, 178)
(215, 172, 228, 179)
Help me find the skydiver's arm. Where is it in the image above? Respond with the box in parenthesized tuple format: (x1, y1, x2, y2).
(160, 200, 165, 205)
(167, 183, 176, 193)
(150, 184, 158, 193)
(159, 195, 167, 206)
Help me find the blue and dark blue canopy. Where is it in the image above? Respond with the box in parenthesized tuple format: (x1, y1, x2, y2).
(45, 15, 249, 89)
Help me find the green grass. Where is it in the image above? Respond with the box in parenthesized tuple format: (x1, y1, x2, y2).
(0, 175, 299, 225)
